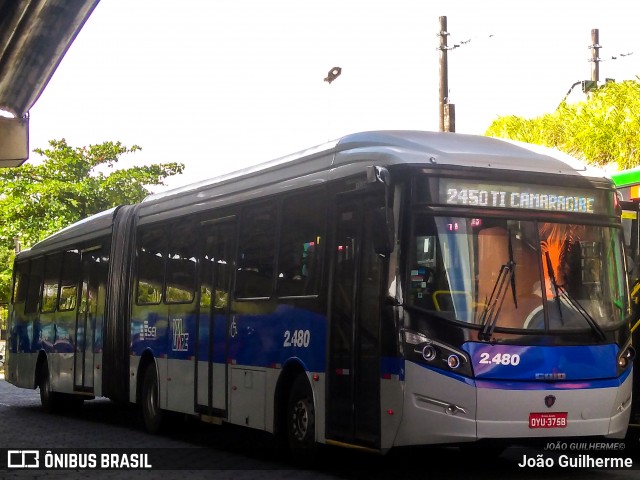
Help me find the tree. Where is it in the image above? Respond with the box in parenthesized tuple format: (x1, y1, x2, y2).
(0, 139, 184, 301)
(485, 79, 640, 169)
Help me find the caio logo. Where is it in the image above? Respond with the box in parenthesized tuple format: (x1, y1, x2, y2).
(544, 395, 556, 408)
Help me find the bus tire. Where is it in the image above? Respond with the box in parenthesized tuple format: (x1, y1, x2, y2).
(141, 364, 163, 434)
(38, 361, 59, 413)
(286, 374, 317, 464)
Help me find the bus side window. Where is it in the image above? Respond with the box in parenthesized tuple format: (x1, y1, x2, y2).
(166, 224, 197, 304)
(58, 250, 81, 311)
(136, 229, 166, 305)
(12, 261, 29, 306)
(236, 203, 277, 298)
(41, 254, 62, 313)
(25, 257, 44, 314)
(277, 190, 325, 297)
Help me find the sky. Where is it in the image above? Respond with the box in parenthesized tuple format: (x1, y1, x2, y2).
(26, 0, 640, 192)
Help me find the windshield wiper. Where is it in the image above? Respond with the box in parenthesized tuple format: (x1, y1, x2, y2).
(544, 251, 606, 341)
(478, 229, 517, 341)
(544, 251, 564, 325)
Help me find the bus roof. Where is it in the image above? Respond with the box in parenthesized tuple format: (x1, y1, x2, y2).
(137, 130, 608, 224)
(15, 206, 120, 260)
(146, 131, 601, 201)
(18, 131, 612, 255)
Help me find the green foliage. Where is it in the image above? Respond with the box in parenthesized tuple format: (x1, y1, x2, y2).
(486, 79, 640, 169)
(0, 139, 184, 301)
(0, 246, 13, 314)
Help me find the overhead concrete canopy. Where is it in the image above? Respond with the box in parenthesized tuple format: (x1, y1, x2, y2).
(0, 0, 99, 166)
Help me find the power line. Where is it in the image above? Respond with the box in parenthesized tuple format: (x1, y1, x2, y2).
(589, 51, 634, 62)
(448, 33, 494, 50)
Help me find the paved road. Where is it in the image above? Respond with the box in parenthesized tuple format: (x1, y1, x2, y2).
(0, 376, 639, 479)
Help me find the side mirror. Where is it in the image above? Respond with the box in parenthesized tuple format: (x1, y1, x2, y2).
(373, 207, 394, 257)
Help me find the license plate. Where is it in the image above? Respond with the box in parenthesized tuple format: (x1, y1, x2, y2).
(529, 412, 568, 428)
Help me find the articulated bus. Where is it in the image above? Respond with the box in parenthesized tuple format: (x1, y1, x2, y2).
(611, 167, 640, 427)
(7, 131, 634, 459)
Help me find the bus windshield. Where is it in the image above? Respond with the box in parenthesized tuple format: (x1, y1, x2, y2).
(408, 215, 629, 332)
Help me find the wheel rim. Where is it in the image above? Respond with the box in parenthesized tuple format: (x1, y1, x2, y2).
(291, 399, 309, 441)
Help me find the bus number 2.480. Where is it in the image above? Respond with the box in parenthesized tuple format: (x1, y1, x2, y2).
(283, 329, 311, 348)
(479, 352, 521, 366)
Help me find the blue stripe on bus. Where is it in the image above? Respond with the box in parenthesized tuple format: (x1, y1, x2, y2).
(462, 342, 620, 381)
(475, 367, 631, 390)
(410, 360, 631, 389)
(380, 356, 405, 380)
(130, 305, 328, 372)
(11, 319, 106, 355)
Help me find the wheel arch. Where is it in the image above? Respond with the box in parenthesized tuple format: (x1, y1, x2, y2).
(34, 350, 48, 389)
(273, 359, 309, 439)
(136, 349, 157, 405)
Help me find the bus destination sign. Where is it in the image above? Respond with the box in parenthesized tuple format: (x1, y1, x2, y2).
(439, 180, 605, 214)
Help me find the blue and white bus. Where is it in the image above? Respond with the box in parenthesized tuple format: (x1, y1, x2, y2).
(6, 131, 634, 459)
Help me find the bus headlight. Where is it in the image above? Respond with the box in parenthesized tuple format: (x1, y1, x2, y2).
(422, 344, 437, 361)
(447, 354, 461, 369)
(617, 343, 635, 375)
(403, 329, 472, 377)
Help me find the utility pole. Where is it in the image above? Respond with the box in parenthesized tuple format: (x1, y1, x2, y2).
(438, 16, 454, 132)
(582, 29, 600, 93)
(590, 28, 600, 83)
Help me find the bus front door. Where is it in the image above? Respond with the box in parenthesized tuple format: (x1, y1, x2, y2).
(195, 219, 236, 417)
(327, 194, 383, 448)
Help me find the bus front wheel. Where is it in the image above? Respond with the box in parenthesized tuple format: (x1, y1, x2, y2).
(141, 365, 163, 434)
(286, 374, 317, 464)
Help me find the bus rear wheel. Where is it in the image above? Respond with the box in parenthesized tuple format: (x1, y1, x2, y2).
(286, 374, 317, 464)
(38, 361, 60, 413)
(141, 365, 163, 434)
